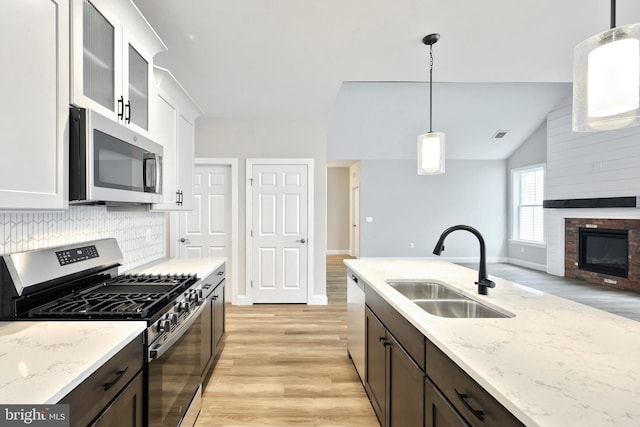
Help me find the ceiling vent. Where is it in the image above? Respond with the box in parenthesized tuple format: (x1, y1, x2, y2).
(492, 130, 508, 139)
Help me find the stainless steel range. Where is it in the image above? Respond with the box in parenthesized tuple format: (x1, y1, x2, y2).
(0, 238, 219, 427)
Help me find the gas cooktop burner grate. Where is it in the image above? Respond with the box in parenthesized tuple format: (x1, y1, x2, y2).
(27, 273, 198, 320)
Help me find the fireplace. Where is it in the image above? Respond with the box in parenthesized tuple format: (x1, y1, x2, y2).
(565, 218, 640, 292)
(578, 228, 628, 278)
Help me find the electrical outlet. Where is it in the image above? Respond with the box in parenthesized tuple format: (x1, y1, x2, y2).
(365, 217, 373, 223)
(410, 242, 415, 249)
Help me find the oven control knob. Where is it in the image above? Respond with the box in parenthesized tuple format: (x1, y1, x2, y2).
(170, 313, 179, 325)
(178, 301, 191, 312)
(157, 319, 171, 333)
(186, 290, 197, 302)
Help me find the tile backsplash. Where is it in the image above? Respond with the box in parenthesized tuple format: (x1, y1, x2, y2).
(0, 206, 166, 271)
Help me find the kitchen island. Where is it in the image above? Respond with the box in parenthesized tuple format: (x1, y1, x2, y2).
(346, 258, 640, 427)
(0, 321, 146, 404)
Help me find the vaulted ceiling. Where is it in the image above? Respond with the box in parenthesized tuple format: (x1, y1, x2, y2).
(133, 0, 640, 158)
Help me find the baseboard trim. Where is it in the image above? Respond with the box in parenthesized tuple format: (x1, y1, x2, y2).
(506, 258, 547, 272)
(232, 295, 253, 306)
(326, 250, 350, 255)
(308, 294, 328, 305)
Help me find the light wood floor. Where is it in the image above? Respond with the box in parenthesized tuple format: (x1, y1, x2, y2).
(196, 255, 378, 426)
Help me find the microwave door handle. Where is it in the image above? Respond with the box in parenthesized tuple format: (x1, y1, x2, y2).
(156, 156, 162, 194)
(143, 156, 156, 189)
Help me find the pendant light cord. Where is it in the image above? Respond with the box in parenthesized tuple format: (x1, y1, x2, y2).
(429, 43, 434, 133)
(611, 0, 616, 29)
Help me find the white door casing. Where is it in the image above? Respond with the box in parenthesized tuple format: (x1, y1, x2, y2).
(246, 159, 314, 304)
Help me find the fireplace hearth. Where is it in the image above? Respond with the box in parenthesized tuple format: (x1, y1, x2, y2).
(565, 218, 640, 292)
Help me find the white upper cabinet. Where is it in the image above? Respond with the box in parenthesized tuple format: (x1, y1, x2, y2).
(70, 0, 166, 136)
(0, 0, 69, 210)
(151, 67, 202, 211)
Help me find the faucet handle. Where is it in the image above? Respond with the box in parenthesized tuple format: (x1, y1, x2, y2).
(475, 278, 496, 295)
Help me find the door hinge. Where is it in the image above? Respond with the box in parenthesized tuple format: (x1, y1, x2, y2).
(250, 230, 253, 237)
(249, 178, 253, 186)
(250, 280, 253, 288)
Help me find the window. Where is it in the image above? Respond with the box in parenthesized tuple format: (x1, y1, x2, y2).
(512, 165, 545, 243)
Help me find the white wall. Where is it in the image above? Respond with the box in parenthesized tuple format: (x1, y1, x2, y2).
(506, 121, 548, 270)
(359, 159, 507, 261)
(546, 104, 640, 276)
(326, 167, 349, 253)
(547, 104, 640, 200)
(195, 117, 327, 302)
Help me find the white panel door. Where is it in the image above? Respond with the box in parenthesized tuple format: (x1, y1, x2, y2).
(178, 164, 231, 265)
(251, 164, 308, 303)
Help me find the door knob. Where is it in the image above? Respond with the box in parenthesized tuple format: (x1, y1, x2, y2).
(297, 238, 306, 244)
(179, 238, 190, 243)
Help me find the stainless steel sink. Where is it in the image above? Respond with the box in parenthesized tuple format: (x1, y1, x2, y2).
(386, 281, 466, 300)
(412, 299, 514, 319)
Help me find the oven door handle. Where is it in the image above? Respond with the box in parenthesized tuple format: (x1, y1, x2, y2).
(148, 304, 204, 362)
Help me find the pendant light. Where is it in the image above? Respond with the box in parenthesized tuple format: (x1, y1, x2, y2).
(573, 0, 640, 131)
(418, 33, 445, 175)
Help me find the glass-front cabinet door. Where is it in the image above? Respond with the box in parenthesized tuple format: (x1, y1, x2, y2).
(82, 0, 116, 112)
(126, 43, 149, 131)
(71, 0, 162, 136)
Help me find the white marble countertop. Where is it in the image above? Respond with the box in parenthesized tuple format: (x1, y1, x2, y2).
(130, 257, 225, 279)
(345, 258, 640, 427)
(0, 321, 146, 404)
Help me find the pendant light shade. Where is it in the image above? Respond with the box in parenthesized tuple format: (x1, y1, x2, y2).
(418, 33, 445, 175)
(417, 132, 445, 174)
(573, 1, 640, 132)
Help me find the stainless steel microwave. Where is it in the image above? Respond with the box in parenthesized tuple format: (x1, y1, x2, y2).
(69, 107, 163, 204)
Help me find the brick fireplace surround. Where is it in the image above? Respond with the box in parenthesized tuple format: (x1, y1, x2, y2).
(565, 218, 640, 293)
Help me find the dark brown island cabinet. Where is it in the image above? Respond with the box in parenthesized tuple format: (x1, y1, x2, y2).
(59, 334, 144, 427)
(358, 273, 525, 427)
(200, 264, 226, 383)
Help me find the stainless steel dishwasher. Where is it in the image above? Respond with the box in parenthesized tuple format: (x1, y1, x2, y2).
(347, 269, 365, 382)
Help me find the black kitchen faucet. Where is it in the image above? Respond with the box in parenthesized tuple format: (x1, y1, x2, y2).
(432, 225, 496, 295)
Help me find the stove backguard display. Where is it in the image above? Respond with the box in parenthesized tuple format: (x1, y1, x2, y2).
(55, 245, 99, 266)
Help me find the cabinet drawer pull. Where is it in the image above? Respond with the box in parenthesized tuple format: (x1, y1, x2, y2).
(378, 336, 386, 342)
(454, 388, 485, 421)
(103, 366, 129, 391)
(351, 274, 358, 283)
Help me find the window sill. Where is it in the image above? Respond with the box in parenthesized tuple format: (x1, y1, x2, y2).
(508, 239, 546, 249)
